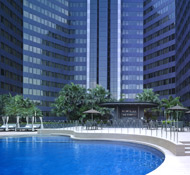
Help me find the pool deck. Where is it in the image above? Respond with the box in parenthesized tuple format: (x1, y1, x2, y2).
(0, 131, 37, 136)
(0, 129, 190, 175)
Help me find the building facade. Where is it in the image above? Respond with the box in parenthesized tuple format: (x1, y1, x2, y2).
(88, 0, 144, 100)
(1, 0, 190, 117)
(121, 0, 144, 100)
(0, 0, 23, 95)
(143, 0, 176, 99)
(175, 0, 190, 108)
(22, 0, 87, 116)
(21, 0, 144, 116)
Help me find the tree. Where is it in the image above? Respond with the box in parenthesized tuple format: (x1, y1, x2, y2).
(21, 98, 42, 117)
(0, 94, 10, 117)
(52, 84, 114, 120)
(86, 85, 114, 117)
(136, 89, 160, 104)
(4, 94, 42, 118)
(5, 94, 24, 117)
(136, 89, 161, 121)
(161, 96, 182, 120)
(52, 83, 87, 120)
(87, 85, 112, 104)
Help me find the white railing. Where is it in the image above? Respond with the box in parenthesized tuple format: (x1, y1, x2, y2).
(42, 119, 189, 143)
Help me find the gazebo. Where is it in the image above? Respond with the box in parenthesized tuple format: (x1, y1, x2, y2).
(100, 102, 158, 120)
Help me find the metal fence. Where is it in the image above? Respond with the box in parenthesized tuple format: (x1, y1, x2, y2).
(42, 119, 190, 143)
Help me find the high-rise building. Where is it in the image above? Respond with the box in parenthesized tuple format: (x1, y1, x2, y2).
(0, 0, 23, 95)
(121, 0, 144, 100)
(1, 0, 190, 117)
(21, 0, 144, 116)
(143, 0, 176, 98)
(22, 0, 87, 116)
(88, 0, 119, 95)
(88, 0, 144, 100)
(175, 0, 190, 107)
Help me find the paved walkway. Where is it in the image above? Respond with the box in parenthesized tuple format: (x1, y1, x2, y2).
(60, 127, 190, 142)
(0, 131, 37, 136)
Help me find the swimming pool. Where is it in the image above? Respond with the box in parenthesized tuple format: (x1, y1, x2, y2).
(0, 135, 164, 175)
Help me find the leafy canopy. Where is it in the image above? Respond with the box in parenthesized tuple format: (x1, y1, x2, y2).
(2, 94, 42, 117)
(86, 85, 113, 116)
(136, 89, 184, 120)
(0, 94, 10, 117)
(136, 89, 161, 121)
(161, 96, 182, 119)
(52, 83, 87, 120)
(136, 89, 160, 104)
(161, 96, 182, 109)
(52, 83, 113, 120)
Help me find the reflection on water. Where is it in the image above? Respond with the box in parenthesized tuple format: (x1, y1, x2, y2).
(0, 136, 164, 175)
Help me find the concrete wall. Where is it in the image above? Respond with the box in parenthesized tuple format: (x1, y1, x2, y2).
(38, 129, 185, 156)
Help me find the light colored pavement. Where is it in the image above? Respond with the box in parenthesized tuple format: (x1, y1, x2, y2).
(59, 126, 190, 142)
(0, 129, 190, 175)
(0, 131, 37, 136)
(149, 149, 190, 175)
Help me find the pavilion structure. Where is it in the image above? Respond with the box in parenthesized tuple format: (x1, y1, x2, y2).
(100, 102, 158, 120)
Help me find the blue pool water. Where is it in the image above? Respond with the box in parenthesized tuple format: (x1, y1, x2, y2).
(0, 136, 164, 175)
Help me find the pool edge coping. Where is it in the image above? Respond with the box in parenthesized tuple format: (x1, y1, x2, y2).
(0, 131, 189, 175)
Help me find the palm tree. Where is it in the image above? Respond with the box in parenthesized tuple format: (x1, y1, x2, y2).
(161, 96, 182, 120)
(86, 85, 114, 118)
(52, 83, 114, 120)
(136, 89, 160, 104)
(136, 89, 161, 121)
(5, 95, 42, 121)
(4, 94, 24, 117)
(87, 85, 113, 106)
(0, 94, 9, 117)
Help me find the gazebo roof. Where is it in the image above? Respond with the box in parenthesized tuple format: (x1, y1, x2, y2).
(83, 109, 101, 114)
(100, 102, 158, 108)
(168, 104, 188, 111)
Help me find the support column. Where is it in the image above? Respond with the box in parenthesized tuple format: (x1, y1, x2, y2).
(39, 117, 44, 129)
(32, 116, 34, 131)
(138, 106, 140, 119)
(117, 106, 119, 119)
(16, 116, 20, 131)
(5, 116, 9, 131)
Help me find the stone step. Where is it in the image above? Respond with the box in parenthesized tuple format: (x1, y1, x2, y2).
(181, 143, 190, 147)
(181, 142, 190, 156)
(185, 152, 190, 156)
(180, 141, 190, 144)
